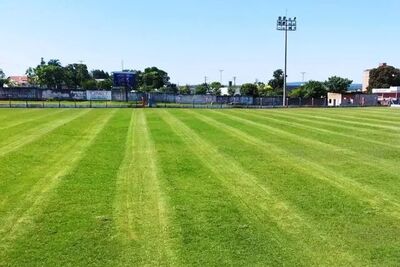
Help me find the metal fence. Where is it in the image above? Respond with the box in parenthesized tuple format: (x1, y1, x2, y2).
(0, 87, 377, 108)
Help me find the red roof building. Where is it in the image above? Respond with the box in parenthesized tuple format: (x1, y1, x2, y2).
(8, 76, 30, 87)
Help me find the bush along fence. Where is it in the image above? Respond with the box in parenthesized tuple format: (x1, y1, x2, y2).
(0, 87, 378, 108)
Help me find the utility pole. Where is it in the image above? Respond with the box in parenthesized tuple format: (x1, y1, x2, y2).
(277, 15, 297, 107)
(204, 76, 208, 85)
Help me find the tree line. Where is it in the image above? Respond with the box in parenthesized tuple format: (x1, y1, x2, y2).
(1, 61, 400, 96)
(238, 64, 400, 97)
(238, 70, 353, 98)
(1, 58, 175, 92)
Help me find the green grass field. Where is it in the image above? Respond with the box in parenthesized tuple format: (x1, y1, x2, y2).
(1, 107, 400, 266)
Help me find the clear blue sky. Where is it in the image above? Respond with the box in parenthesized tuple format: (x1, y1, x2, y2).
(1, 0, 399, 84)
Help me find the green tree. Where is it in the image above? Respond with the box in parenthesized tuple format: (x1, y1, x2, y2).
(290, 81, 327, 98)
(240, 83, 259, 96)
(97, 79, 113, 90)
(25, 67, 38, 86)
(35, 59, 65, 89)
(228, 86, 237, 96)
(64, 64, 91, 89)
(268, 69, 284, 90)
(82, 79, 98, 90)
(139, 67, 170, 92)
(210, 81, 222, 96)
(0, 69, 8, 87)
(367, 65, 400, 92)
(179, 85, 191, 95)
(289, 88, 306, 98)
(195, 83, 208, 95)
(325, 76, 353, 93)
(257, 83, 276, 97)
(160, 83, 178, 94)
(91, 69, 110, 79)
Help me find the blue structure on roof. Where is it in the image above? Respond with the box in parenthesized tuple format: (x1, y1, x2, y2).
(287, 82, 305, 91)
(347, 83, 362, 92)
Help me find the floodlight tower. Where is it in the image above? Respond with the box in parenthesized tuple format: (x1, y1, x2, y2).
(301, 72, 306, 82)
(277, 16, 297, 107)
(219, 70, 224, 84)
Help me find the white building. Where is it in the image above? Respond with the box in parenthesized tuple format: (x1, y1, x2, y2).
(327, 93, 343, 107)
(362, 63, 388, 92)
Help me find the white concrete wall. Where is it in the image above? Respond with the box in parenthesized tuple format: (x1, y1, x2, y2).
(86, 90, 112, 101)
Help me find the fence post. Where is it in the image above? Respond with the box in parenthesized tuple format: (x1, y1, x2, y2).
(106, 101, 108, 108)
(42, 100, 45, 108)
(26, 100, 28, 108)
(9, 98, 11, 108)
(299, 97, 302, 107)
(74, 100, 77, 108)
(58, 100, 61, 108)
(312, 97, 314, 107)
(90, 100, 92, 108)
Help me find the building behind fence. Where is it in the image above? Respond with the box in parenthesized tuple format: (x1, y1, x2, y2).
(0, 87, 379, 108)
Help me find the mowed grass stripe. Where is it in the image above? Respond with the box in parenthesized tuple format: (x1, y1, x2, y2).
(3, 110, 130, 266)
(160, 110, 360, 266)
(238, 109, 400, 151)
(0, 110, 117, 258)
(299, 107, 400, 120)
(222, 110, 400, 197)
(0, 109, 40, 123)
(0, 109, 66, 130)
(346, 108, 400, 118)
(194, 110, 400, 217)
(269, 109, 400, 138)
(173, 109, 400, 265)
(257, 110, 400, 148)
(114, 110, 178, 266)
(299, 108, 400, 125)
(0, 109, 67, 141)
(288, 110, 400, 133)
(221, 109, 400, 174)
(147, 111, 309, 266)
(0, 110, 113, 210)
(0, 109, 90, 157)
